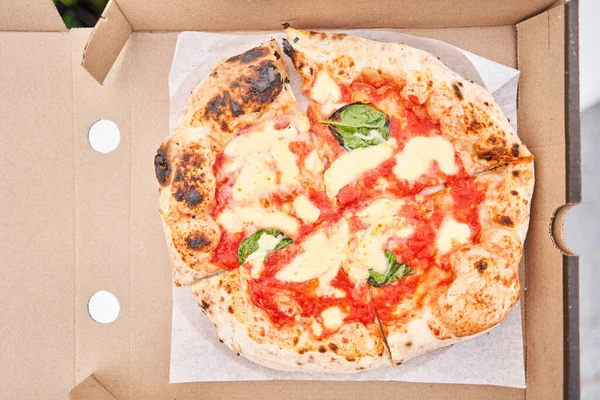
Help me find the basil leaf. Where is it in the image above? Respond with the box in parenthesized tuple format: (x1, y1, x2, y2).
(237, 229, 292, 265)
(367, 250, 414, 287)
(319, 103, 390, 151)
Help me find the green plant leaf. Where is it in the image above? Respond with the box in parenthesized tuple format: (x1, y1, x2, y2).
(319, 103, 390, 151)
(367, 250, 414, 287)
(238, 229, 292, 265)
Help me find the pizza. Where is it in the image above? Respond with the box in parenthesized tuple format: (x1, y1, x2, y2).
(155, 28, 534, 372)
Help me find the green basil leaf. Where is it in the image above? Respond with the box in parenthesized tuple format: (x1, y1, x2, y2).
(319, 103, 390, 151)
(367, 250, 414, 287)
(237, 229, 292, 265)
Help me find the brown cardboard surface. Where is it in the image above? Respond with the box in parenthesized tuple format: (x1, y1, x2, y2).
(81, 0, 132, 84)
(0, 0, 66, 32)
(69, 375, 118, 400)
(116, 0, 555, 31)
(0, 1, 578, 399)
(517, 6, 569, 399)
(0, 32, 75, 399)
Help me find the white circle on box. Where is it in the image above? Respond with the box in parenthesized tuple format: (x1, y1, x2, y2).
(88, 119, 120, 153)
(88, 290, 120, 324)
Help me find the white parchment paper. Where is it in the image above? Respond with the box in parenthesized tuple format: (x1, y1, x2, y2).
(168, 30, 525, 388)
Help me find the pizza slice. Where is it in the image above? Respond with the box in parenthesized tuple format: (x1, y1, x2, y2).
(282, 26, 532, 207)
(156, 40, 327, 285)
(192, 220, 391, 372)
(351, 161, 533, 363)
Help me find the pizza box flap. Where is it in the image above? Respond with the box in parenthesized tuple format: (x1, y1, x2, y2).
(0, 1, 580, 399)
(80, 0, 560, 84)
(0, 0, 66, 32)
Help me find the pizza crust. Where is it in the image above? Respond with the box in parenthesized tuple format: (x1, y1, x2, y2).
(192, 269, 392, 373)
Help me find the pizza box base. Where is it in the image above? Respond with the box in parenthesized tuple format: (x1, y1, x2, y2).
(0, 0, 581, 399)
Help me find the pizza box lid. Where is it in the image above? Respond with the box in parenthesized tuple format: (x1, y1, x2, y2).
(0, 0, 581, 399)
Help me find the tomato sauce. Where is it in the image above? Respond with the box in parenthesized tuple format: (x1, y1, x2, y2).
(249, 256, 376, 329)
(211, 231, 244, 269)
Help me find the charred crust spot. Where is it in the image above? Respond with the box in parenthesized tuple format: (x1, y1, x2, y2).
(282, 22, 290, 29)
(377, 68, 382, 74)
(405, 341, 413, 347)
(203, 60, 282, 131)
(282, 38, 295, 59)
(484, 101, 490, 106)
(512, 170, 520, 177)
(345, 356, 356, 362)
(229, 98, 243, 117)
(328, 343, 339, 352)
(284, 77, 290, 84)
(200, 300, 210, 310)
(219, 338, 224, 343)
(296, 361, 303, 366)
(227, 46, 267, 64)
(227, 306, 234, 314)
(210, 71, 218, 78)
(298, 348, 307, 355)
(274, 51, 281, 60)
(452, 83, 464, 100)
(225, 285, 232, 294)
(318, 345, 327, 353)
(511, 190, 519, 196)
(512, 143, 520, 157)
(154, 147, 171, 185)
(293, 37, 299, 43)
(174, 171, 184, 182)
(497, 215, 514, 227)
(474, 260, 488, 272)
(186, 232, 211, 251)
(292, 337, 299, 346)
(458, 81, 464, 87)
(395, 361, 403, 366)
(174, 186, 204, 208)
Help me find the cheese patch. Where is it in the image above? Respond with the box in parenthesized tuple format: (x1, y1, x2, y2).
(394, 136, 458, 181)
(293, 195, 320, 223)
(436, 217, 471, 254)
(218, 207, 299, 236)
(325, 140, 395, 197)
(275, 220, 349, 293)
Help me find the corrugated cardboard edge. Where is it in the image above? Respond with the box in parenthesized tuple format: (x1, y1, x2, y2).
(69, 375, 118, 400)
(0, 0, 66, 32)
(562, 1, 581, 399)
(81, 0, 132, 84)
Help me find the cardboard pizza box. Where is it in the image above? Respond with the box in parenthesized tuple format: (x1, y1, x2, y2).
(0, 0, 581, 398)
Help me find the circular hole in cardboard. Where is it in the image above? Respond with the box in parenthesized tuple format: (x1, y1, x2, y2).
(88, 290, 120, 324)
(88, 119, 120, 153)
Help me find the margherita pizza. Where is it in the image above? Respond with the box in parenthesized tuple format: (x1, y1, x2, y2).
(155, 28, 534, 372)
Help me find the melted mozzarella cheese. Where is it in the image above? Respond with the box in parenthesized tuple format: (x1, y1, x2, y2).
(436, 217, 471, 254)
(350, 199, 414, 279)
(393, 136, 458, 181)
(223, 123, 300, 201)
(275, 220, 349, 293)
(324, 140, 395, 197)
(292, 195, 320, 223)
(311, 320, 323, 336)
(217, 207, 298, 236)
(304, 150, 324, 174)
(311, 72, 341, 104)
(232, 159, 277, 202)
(321, 306, 344, 330)
(246, 233, 286, 279)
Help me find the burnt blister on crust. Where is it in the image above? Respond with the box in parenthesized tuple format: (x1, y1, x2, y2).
(202, 59, 283, 132)
(186, 231, 211, 250)
(154, 146, 171, 185)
